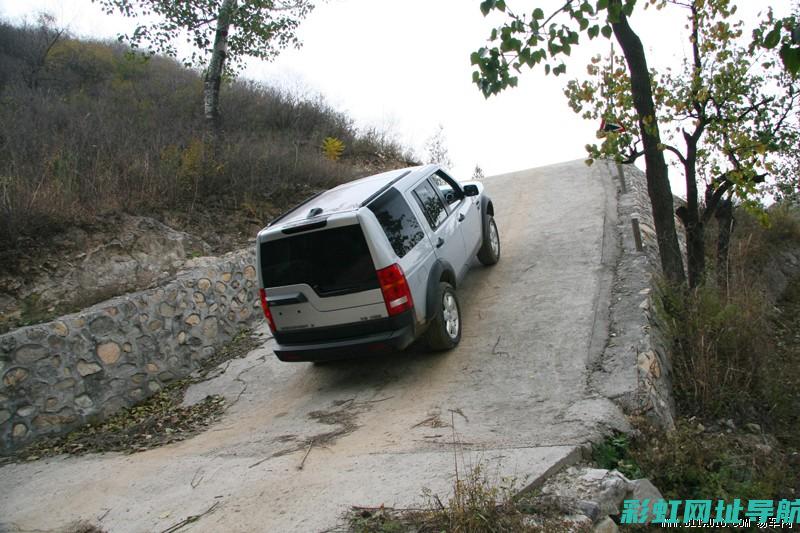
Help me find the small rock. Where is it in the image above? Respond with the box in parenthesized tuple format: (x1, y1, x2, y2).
(593, 516, 619, 533)
(77, 360, 102, 376)
(745, 423, 761, 434)
(75, 394, 94, 409)
(185, 314, 201, 326)
(52, 321, 69, 337)
(16, 405, 36, 417)
(97, 342, 121, 365)
(577, 500, 602, 522)
(0, 409, 11, 424)
(581, 468, 610, 483)
(14, 344, 49, 364)
(625, 479, 664, 524)
(12, 423, 27, 438)
(89, 316, 115, 336)
(3, 367, 30, 386)
(55, 378, 76, 390)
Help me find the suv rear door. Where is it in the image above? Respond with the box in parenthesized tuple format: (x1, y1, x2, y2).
(259, 219, 386, 332)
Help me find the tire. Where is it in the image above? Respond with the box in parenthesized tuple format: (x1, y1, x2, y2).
(477, 215, 500, 266)
(425, 282, 461, 351)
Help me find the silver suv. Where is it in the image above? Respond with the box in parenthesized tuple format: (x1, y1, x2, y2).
(255, 164, 499, 362)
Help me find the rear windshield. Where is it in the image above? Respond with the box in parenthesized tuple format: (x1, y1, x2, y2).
(368, 188, 424, 258)
(260, 224, 379, 296)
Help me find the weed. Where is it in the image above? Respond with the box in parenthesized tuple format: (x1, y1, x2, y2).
(591, 434, 643, 479)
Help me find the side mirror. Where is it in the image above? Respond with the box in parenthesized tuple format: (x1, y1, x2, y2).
(463, 184, 479, 197)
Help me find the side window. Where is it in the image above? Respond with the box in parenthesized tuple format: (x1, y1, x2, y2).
(430, 171, 462, 211)
(413, 180, 448, 229)
(368, 188, 424, 258)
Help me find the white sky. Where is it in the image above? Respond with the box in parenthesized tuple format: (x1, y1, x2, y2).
(0, 0, 792, 197)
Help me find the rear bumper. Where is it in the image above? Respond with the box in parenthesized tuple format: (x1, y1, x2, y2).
(272, 310, 418, 362)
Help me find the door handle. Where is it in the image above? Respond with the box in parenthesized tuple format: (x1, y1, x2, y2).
(458, 213, 465, 222)
(436, 237, 445, 248)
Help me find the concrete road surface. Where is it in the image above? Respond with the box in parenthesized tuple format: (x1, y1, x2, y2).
(0, 160, 631, 532)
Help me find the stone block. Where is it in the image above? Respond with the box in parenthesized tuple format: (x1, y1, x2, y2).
(97, 342, 121, 364)
(77, 361, 102, 376)
(3, 367, 29, 387)
(14, 344, 49, 364)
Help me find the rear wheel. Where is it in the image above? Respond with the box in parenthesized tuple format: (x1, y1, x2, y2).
(426, 282, 461, 351)
(477, 216, 500, 265)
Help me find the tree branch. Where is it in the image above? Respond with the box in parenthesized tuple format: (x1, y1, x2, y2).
(662, 143, 687, 165)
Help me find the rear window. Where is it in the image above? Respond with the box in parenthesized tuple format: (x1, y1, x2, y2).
(368, 188, 424, 258)
(260, 224, 378, 296)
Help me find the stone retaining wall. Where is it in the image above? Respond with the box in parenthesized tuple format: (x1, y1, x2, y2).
(621, 163, 680, 429)
(592, 161, 680, 430)
(0, 249, 261, 452)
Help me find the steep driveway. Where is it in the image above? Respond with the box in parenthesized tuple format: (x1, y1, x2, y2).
(0, 160, 628, 532)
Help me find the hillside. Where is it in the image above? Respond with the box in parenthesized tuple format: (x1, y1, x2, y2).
(0, 19, 416, 332)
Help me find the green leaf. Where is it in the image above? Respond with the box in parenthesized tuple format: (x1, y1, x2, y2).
(490, 28, 498, 40)
(588, 25, 600, 39)
(601, 25, 613, 38)
(472, 71, 480, 83)
(780, 44, 800, 75)
(597, 0, 609, 10)
(480, 0, 495, 16)
(496, 0, 506, 11)
(533, 7, 544, 20)
(764, 27, 781, 49)
(470, 51, 481, 65)
(545, 63, 551, 75)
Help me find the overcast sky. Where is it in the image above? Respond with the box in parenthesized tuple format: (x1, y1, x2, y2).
(0, 0, 792, 196)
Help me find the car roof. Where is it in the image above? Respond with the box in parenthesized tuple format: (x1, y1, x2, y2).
(269, 164, 436, 227)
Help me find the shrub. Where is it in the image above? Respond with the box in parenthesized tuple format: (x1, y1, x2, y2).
(0, 20, 407, 250)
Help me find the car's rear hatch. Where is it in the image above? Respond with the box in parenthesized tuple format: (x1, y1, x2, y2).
(258, 219, 387, 342)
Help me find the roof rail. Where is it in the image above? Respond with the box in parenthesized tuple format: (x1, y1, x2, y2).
(360, 170, 411, 207)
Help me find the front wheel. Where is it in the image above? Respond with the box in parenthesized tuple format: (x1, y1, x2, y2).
(477, 216, 500, 266)
(425, 282, 461, 351)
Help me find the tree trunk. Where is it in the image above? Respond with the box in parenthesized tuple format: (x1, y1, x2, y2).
(715, 198, 734, 292)
(679, 213, 705, 288)
(611, 6, 686, 286)
(204, 0, 237, 134)
(680, 131, 705, 288)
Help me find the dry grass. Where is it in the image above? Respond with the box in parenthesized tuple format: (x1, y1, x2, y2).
(637, 204, 800, 509)
(0, 20, 416, 250)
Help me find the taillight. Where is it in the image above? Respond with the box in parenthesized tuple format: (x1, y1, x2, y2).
(376, 263, 413, 316)
(259, 288, 276, 333)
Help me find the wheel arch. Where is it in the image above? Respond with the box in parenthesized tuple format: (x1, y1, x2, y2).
(480, 194, 495, 240)
(425, 259, 456, 322)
